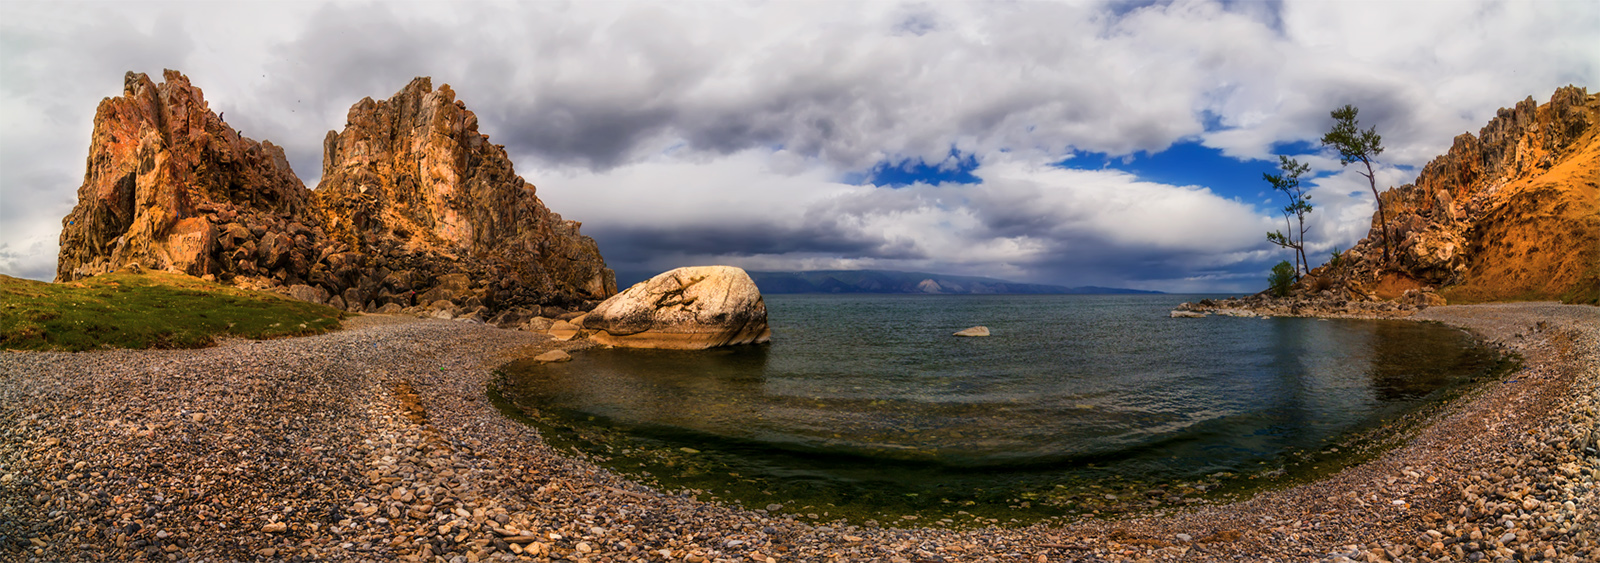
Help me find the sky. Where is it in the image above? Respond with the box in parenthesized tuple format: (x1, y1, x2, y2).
(2, 1, 1596, 292)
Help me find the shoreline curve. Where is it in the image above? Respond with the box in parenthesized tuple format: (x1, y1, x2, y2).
(1, 303, 1594, 561)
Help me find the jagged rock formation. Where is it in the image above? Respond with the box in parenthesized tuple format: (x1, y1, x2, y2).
(1320, 85, 1599, 304)
(1177, 86, 1598, 317)
(316, 77, 615, 307)
(57, 70, 314, 282)
(584, 266, 771, 349)
(55, 70, 615, 312)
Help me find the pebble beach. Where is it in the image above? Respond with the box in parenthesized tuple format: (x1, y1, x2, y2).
(1, 303, 1594, 562)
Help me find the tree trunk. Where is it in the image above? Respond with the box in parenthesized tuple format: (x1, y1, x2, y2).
(1363, 157, 1391, 263)
(1284, 214, 1301, 280)
(1297, 215, 1310, 277)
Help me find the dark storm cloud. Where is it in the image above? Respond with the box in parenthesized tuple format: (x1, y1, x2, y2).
(496, 105, 680, 171)
(1003, 233, 1274, 291)
(589, 221, 918, 266)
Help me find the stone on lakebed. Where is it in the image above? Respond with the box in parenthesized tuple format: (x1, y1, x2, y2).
(533, 350, 572, 363)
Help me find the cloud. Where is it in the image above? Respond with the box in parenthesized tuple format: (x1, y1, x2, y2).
(533, 150, 1277, 291)
(1, 0, 1594, 290)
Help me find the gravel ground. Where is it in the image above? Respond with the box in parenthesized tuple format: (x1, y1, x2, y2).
(1, 303, 1594, 563)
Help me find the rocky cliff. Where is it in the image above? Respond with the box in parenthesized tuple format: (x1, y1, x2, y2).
(56, 70, 614, 312)
(1178, 86, 1597, 318)
(1307, 86, 1599, 306)
(57, 70, 313, 283)
(315, 77, 614, 307)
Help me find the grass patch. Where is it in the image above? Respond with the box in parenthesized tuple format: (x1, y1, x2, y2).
(1, 271, 345, 352)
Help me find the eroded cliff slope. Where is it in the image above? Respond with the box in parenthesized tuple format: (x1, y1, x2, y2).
(1314, 86, 1599, 305)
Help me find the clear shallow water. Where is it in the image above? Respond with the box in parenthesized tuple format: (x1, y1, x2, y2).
(495, 294, 1502, 524)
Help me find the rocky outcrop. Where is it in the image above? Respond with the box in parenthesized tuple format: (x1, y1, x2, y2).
(316, 77, 614, 307)
(55, 70, 616, 313)
(57, 70, 314, 282)
(583, 266, 771, 350)
(953, 326, 990, 337)
(1284, 86, 1598, 307)
(1179, 86, 1597, 317)
(1171, 294, 1424, 320)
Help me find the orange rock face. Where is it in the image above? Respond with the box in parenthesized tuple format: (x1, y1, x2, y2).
(1315, 86, 1599, 304)
(56, 70, 310, 281)
(55, 70, 616, 311)
(315, 77, 615, 302)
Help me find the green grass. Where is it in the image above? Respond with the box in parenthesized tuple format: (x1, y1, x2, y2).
(1, 271, 346, 352)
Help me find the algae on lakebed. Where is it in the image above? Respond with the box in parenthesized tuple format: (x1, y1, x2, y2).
(1, 271, 344, 351)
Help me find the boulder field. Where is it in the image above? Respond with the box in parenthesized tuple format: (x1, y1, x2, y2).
(56, 70, 615, 314)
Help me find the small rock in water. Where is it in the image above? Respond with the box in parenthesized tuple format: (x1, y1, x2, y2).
(533, 350, 572, 363)
(546, 320, 581, 341)
(766, 504, 783, 512)
(953, 326, 990, 337)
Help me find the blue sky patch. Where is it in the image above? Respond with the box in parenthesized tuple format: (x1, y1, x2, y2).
(1060, 141, 1286, 202)
(1269, 139, 1319, 155)
(854, 150, 982, 187)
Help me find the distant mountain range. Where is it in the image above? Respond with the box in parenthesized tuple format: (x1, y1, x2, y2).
(743, 270, 1162, 295)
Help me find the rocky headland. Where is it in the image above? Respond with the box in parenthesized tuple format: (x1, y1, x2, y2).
(1178, 86, 1599, 319)
(56, 70, 615, 315)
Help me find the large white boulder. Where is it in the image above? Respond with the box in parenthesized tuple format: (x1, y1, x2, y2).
(583, 266, 772, 349)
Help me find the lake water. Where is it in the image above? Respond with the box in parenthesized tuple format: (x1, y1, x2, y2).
(494, 294, 1503, 525)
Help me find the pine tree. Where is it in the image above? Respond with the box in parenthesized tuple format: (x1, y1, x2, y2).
(1321, 105, 1390, 263)
(1265, 156, 1313, 278)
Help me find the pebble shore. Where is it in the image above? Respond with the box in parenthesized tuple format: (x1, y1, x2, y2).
(2, 303, 1594, 562)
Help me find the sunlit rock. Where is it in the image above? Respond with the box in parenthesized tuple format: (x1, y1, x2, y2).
(585, 266, 771, 350)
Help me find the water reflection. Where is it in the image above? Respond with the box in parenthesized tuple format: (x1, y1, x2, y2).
(1369, 321, 1476, 402)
